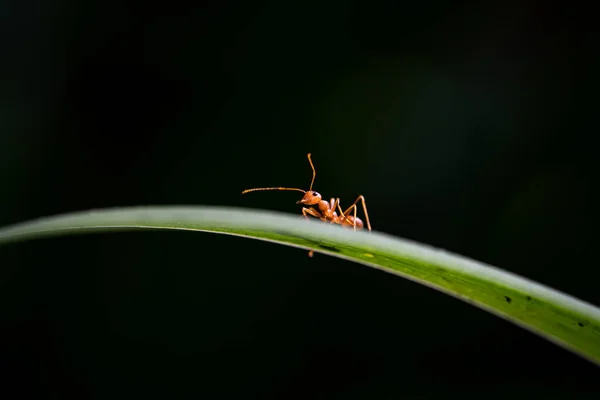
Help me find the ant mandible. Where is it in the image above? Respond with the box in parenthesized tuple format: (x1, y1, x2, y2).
(242, 153, 371, 257)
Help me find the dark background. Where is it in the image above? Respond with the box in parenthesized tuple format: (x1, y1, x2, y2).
(1, 0, 598, 398)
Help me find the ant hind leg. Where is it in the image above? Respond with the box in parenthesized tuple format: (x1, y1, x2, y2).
(341, 195, 371, 231)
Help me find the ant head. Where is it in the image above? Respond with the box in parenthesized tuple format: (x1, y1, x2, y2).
(296, 190, 322, 206)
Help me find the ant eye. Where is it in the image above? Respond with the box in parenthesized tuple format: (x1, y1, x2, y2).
(313, 192, 320, 197)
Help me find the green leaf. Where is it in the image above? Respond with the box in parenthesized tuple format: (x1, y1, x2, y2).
(1, 206, 599, 365)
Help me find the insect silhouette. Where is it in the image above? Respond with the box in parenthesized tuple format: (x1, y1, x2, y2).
(241, 153, 371, 257)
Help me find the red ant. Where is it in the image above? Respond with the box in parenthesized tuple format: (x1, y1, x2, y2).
(242, 153, 371, 257)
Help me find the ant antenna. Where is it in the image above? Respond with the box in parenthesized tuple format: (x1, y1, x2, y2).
(242, 153, 317, 195)
(242, 187, 305, 195)
(307, 153, 316, 191)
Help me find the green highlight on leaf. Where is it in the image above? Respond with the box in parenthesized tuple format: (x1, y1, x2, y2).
(0, 206, 599, 365)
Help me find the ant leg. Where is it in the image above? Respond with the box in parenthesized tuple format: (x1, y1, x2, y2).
(340, 204, 359, 231)
(337, 202, 345, 216)
(330, 198, 341, 220)
(336, 202, 351, 224)
(302, 207, 322, 220)
(301, 207, 321, 258)
(341, 195, 371, 231)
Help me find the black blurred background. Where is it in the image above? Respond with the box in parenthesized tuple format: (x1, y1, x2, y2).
(1, 1, 598, 398)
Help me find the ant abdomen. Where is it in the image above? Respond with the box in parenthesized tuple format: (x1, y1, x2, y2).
(342, 215, 364, 229)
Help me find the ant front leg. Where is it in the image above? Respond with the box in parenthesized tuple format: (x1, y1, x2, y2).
(302, 207, 322, 221)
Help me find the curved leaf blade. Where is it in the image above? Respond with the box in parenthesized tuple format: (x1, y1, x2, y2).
(0, 205, 599, 365)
